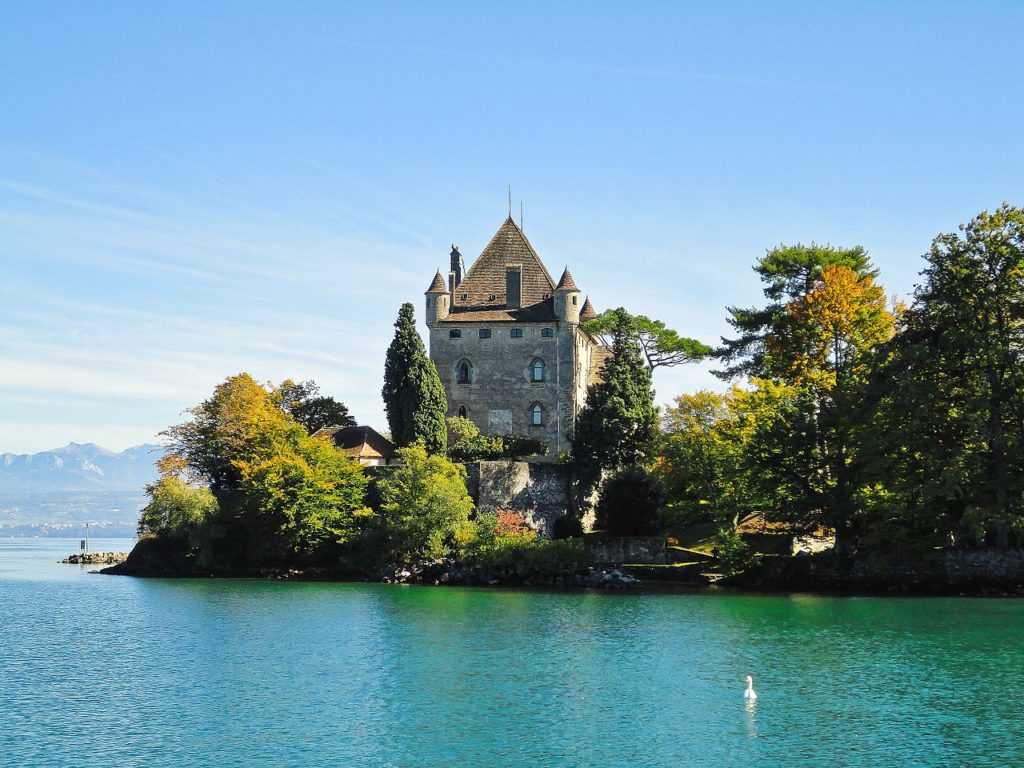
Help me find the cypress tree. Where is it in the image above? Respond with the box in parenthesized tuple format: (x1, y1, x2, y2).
(382, 303, 448, 454)
(573, 309, 657, 476)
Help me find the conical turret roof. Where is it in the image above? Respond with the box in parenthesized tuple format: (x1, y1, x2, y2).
(555, 267, 579, 292)
(580, 296, 598, 322)
(426, 270, 448, 293)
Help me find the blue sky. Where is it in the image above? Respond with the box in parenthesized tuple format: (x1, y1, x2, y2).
(2, 1, 1023, 454)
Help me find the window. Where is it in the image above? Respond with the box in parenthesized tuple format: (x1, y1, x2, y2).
(479, 329, 492, 339)
(510, 328, 523, 338)
(461, 293, 468, 301)
(531, 358, 545, 382)
(541, 328, 554, 338)
(531, 403, 544, 426)
(457, 360, 472, 384)
(572, 296, 578, 305)
(449, 329, 462, 339)
(458, 405, 467, 418)
(488, 294, 497, 302)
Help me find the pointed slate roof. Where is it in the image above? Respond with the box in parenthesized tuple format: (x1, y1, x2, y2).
(580, 296, 598, 322)
(451, 217, 557, 313)
(426, 269, 448, 293)
(555, 267, 579, 292)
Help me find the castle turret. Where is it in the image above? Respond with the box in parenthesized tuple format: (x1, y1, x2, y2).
(579, 296, 598, 323)
(553, 267, 581, 324)
(425, 269, 450, 326)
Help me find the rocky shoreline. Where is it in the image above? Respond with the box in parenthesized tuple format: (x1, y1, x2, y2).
(62, 551, 129, 565)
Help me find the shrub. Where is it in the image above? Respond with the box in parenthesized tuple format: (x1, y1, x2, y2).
(596, 467, 664, 536)
(714, 527, 762, 577)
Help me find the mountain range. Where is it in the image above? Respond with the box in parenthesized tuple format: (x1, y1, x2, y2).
(0, 443, 161, 493)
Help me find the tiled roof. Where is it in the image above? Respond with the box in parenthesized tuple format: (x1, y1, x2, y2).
(427, 270, 448, 293)
(314, 425, 396, 460)
(588, 346, 613, 386)
(445, 300, 558, 323)
(555, 267, 579, 291)
(579, 296, 598, 322)
(452, 217, 556, 311)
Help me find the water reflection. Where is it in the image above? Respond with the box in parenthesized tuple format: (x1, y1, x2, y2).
(745, 698, 758, 737)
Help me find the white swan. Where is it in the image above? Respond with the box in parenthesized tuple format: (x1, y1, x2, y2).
(744, 675, 757, 701)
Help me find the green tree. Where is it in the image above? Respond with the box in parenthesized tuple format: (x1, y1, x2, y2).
(865, 204, 1024, 547)
(138, 476, 219, 542)
(382, 303, 447, 453)
(716, 243, 876, 381)
(573, 311, 658, 483)
(275, 379, 356, 434)
(155, 373, 370, 562)
(376, 442, 475, 563)
(583, 307, 711, 371)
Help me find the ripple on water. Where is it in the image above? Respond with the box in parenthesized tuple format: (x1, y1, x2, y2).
(2, 540, 1024, 767)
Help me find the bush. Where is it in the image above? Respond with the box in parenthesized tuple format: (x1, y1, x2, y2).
(596, 467, 664, 536)
(714, 527, 762, 577)
(446, 417, 547, 461)
(376, 442, 475, 563)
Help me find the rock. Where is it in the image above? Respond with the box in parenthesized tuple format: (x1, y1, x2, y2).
(61, 551, 129, 566)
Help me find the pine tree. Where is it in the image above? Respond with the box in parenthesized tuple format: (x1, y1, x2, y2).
(382, 303, 448, 454)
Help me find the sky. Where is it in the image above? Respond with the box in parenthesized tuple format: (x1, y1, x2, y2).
(2, 1, 1024, 454)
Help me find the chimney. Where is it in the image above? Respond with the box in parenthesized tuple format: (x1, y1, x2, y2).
(506, 265, 522, 309)
(450, 245, 464, 287)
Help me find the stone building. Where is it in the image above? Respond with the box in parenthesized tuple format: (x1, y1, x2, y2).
(424, 216, 606, 459)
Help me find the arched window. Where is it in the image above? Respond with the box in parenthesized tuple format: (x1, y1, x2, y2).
(531, 358, 545, 382)
(457, 359, 472, 384)
(531, 403, 544, 426)
(458, 405, 468, 418)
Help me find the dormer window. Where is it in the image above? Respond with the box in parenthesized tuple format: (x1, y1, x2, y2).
(461, 293, 468, 302)
(541, 328, 554, 338)
(449, 329, 462, 339)
(479, 329, 492, 339)
(488, 294, 497, 302)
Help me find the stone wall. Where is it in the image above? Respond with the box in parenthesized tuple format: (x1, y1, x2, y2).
(429, 322, 598, 459)
(463, 460, 592, 536)
(582, 534, 667, 565)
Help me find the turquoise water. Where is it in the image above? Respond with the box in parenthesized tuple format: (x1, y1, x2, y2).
(2, 539, 1023, 767)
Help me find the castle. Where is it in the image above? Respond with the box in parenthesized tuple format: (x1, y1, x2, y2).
(424, 216, 607, 459)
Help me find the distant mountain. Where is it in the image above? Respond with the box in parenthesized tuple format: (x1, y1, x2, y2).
(0, 443, 161, 493)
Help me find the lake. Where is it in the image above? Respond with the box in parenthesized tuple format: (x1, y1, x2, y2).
(2, 538, 1022, 767)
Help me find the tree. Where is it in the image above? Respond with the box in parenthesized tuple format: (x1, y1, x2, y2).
(583, 307, 711, 371)
(376, 442, 475, 563)
(382, 303, 447, 453)
(275, 379, 356, 434)
(154, 372, 370, 562)
(138, 476, 218, 542)
(864, 204, 1024, 547)
(573, 311, 657, 481)
(716, 243, 877, 381)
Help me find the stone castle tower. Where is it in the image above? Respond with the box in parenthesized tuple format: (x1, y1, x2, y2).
(424, 216, 605, 459)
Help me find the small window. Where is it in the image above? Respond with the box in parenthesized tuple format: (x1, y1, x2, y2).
(531, 358, 545, 382)
(488, 294, 497, 302)
(531, 404, 544, 426)
(510, 328, 523, 338)
(457, 360, 472, 384)
(542, 292, 550, 299)
(479, 329, 492, 339)
(449, 329, 462, 339)
(461, 293, 468, 301)
(572, 296, 578, 305)
(458, 405, 467, 418)
(541, 328, 554, 338)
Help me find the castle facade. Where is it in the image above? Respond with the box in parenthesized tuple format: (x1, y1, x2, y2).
(424, 217, 606, 459)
